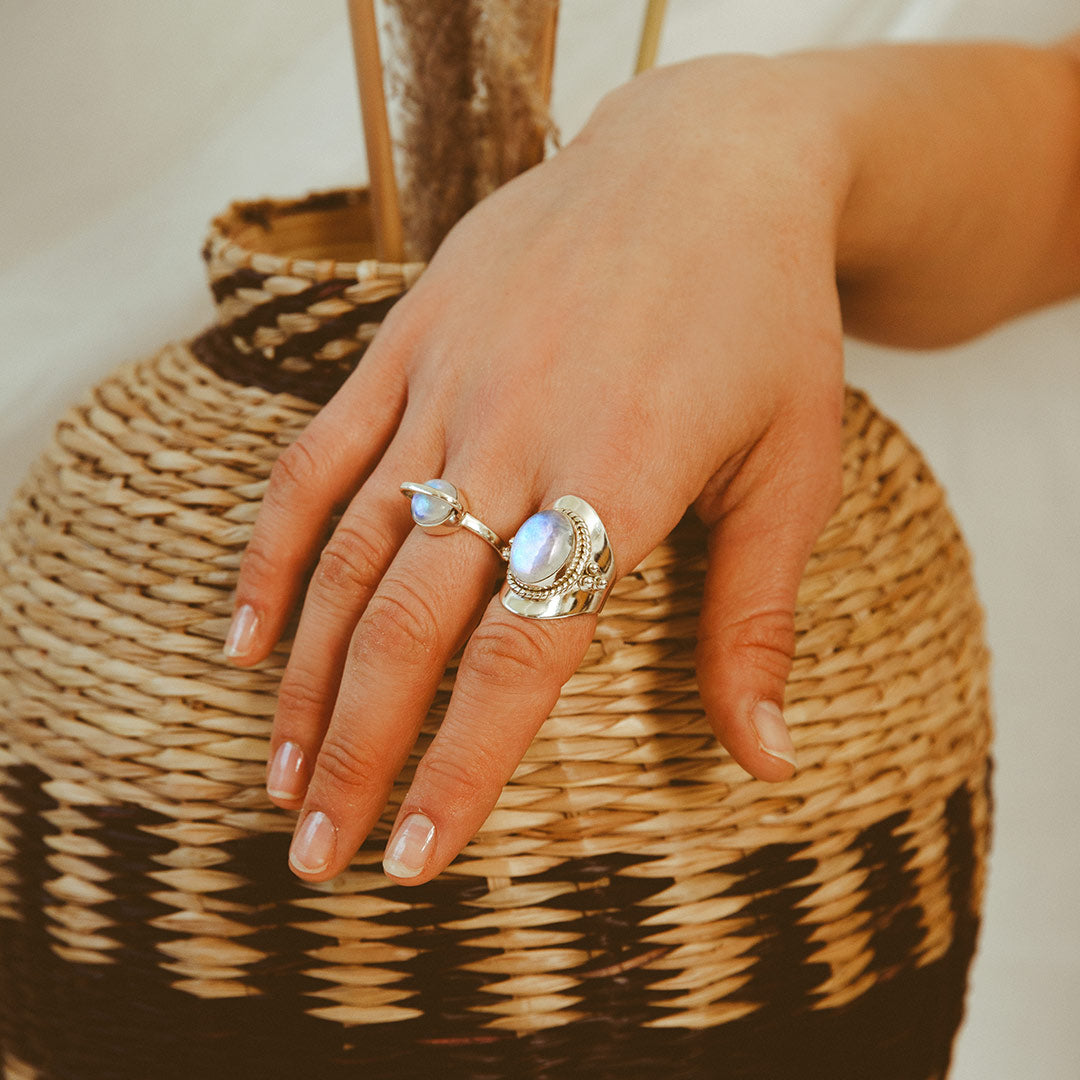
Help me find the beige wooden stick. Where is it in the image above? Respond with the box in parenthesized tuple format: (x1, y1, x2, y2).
(635, 0, 668, 74)
(348, 0, 404, 263)
(522, 2, 560, 168)
(536, 3, 559, 106)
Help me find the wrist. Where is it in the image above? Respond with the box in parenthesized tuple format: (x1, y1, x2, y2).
(583, 51, 856, 265)
(790, 39, 1080, 344)
(575, 38, 1080, 348)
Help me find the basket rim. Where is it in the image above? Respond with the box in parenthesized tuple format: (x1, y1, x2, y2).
(204, 186, 426, 285)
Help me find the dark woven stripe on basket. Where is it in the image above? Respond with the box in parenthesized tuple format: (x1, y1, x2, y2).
(0, 761, 985, 1080)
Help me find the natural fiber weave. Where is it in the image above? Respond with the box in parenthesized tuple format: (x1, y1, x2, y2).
(0, 189, 991, 1080)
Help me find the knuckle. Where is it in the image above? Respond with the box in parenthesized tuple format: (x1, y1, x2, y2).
(237, 535, 284, 589)
(269, 438, 321, 499)
(352, 578, 442, 666)
(275, 669, 333, 723)
(372, 280, 417, 335)
(314, 519, 389, 600)
(415, 742, 492, 809)
(315, 735, 381, 795)
(796, 397, 846, 519)
(465, 618, 551, 692)
(701, 608, 796, 685)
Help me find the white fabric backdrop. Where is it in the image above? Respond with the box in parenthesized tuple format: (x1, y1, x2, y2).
(1, 3, 1077, 1076)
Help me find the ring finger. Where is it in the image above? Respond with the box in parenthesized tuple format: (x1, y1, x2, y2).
(382, 481, 643, 884)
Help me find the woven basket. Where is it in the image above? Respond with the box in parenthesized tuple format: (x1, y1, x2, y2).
(0, 188, 992, 1080)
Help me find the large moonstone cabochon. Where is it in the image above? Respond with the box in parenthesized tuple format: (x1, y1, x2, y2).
(510, 510, 575, 584)
(411, 478, 457, 526)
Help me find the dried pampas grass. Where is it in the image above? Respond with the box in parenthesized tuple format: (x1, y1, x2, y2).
(382, 0, 560, 261)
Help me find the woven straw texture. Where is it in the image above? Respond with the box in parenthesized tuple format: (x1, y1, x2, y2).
(0, 189, 991, 1080)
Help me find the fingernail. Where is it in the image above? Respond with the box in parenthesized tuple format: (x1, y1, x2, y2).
(383, 813, 436, 880)
(289, 810, 336, 874)
(751, 700, 797, 769)
(224, 603, 258, 659)
(266, 741, 306, 801)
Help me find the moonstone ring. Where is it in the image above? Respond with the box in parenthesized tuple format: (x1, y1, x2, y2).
(400, 480, 507, 557)
(401, 482, 615, 619)
(500, 496, 615, 619)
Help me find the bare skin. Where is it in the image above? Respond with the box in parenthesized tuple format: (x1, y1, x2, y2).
(224, 38, 1080, 885)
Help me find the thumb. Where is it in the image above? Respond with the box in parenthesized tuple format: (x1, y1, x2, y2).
(695, 420, 842, 782)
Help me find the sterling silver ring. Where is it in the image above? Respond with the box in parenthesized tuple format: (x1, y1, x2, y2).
(500, 496, 615, 619)
(401, 482, 615, 619)
(400, 480, 507, 557)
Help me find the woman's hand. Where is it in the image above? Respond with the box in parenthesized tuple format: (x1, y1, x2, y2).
(227, 34, 1080, 886)
(225, 55, 853, 884)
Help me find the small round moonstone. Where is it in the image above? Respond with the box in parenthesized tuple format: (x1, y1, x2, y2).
(411, 478, 457, 526)
(509, 510, 575, 585)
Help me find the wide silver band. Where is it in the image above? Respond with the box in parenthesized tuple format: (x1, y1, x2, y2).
(400, 481, 508, 558)
(500, 496, 615, 619)
(401, 481, 615, 619)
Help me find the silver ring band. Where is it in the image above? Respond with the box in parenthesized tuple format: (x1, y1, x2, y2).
(457, 510, 508, 556)
(400, 480, 508, 558)
(402, 482, 615, 619)
(500, 495, 615, 620)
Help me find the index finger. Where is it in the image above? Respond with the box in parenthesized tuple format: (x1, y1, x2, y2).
(224, 352, 407, 664)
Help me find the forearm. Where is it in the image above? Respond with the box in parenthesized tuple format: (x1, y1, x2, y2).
(812, 36, 1080, 346)
(609, 37, 1080, 349)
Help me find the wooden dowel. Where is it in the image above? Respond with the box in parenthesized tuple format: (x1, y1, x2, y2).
(536, 3, 559, 107)
(348, 0, 404, 263)
(635, 0, 668, 74)
(522, 2, 560, 168)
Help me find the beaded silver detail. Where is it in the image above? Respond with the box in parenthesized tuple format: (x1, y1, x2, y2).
(504, 510, 592, 601)
(501, 496, 615, 620)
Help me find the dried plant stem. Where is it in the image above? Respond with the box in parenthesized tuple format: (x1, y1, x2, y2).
(383, 0, 478, 262)
(348, 0, 404, 262)
(536, 3, 559, 104)
(521, 3, 560, 168)
(635, 0, 668, 74)
(384, 0, 560, 262)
